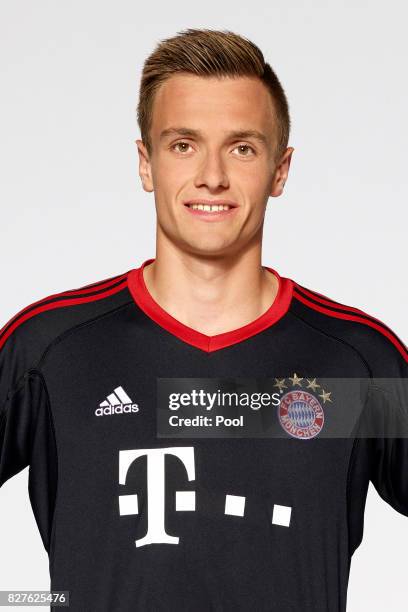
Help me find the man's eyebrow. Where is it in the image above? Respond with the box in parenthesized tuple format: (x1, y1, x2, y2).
(159, 127, 268, 145)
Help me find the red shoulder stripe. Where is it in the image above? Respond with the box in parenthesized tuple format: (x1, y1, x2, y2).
(0, 272, 128, 338)
(0, 277, 128, 351)
(295, 284, 406, 346)
(293, 287, 408, 363)
(296, 284, 375, 316)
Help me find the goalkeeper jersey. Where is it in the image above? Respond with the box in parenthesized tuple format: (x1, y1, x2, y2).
(1, 258, 407, 611)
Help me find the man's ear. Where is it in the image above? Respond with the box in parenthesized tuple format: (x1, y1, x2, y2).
(270, 147, 294, 198)
(135, 139, 154, 192)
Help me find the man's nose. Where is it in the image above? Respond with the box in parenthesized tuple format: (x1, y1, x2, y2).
(194, 151, 229, 191)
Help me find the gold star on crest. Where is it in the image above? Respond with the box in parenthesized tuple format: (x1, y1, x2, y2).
(306, 378, 320, 391)
(274, 378, 287, 392)
(319, 389, 332, 403)
(289, 373, 303, 387)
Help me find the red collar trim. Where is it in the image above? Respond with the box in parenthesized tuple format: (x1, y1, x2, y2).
(127, 258, 293, 353)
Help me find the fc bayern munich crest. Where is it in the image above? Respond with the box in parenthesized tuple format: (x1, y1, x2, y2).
(278, 390, 324, 439)
(275, 374, 331, 440)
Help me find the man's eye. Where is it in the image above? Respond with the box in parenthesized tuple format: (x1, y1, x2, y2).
(233, 144, 255, 156)
(170, 142, 255, 156)
(172, 141, 192, 153)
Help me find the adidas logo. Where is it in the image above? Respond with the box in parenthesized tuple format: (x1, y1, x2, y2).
(95, 386, 139, 416)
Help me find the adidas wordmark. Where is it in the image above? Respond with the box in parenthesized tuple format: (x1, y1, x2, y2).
(96, 386, 139, 416)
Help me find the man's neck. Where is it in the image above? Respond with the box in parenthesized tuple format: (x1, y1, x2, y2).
(142, 246, 278, 336)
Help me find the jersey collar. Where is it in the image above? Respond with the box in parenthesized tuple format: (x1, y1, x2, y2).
(127, 258, 293, 353)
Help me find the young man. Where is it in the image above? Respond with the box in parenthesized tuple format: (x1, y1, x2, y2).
(1, 28, 407, 612)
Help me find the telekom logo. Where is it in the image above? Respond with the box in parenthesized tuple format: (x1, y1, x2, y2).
(119, 447, 195, 547)
(119, 447, 292, 548)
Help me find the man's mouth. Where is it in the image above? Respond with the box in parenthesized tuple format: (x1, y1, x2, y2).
(183, 200, 238, 214)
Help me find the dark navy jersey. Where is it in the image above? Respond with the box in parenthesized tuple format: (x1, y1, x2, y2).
(1, 258, 407, 611)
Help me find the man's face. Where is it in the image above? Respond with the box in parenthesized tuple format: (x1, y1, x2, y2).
(137, 74, 293, 257)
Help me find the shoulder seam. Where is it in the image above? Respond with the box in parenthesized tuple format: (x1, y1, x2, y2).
(345, 435, 363, 558)
(37, 300, 133, 370)
(1, 370, 44, 442)
(288, 310, 373, 376)
(30, 368, 59, 555)
(5, 368, 40, 402)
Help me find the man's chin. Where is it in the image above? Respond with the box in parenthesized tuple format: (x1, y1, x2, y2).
(158, 223, 243, 258)
(177, 237, 241, 259)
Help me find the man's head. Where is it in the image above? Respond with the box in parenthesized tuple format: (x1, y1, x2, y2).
(136, 28, 294, 259)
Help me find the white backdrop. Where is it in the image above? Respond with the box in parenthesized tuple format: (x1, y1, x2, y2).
(1, 1, 407, 610)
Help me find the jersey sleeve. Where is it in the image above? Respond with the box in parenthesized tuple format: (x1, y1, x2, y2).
(0, 370, 48, 487)
(0, 301, 56, 490)
(0, 315, 59, 550)
(0, 312, 42, 488)
(367, 355, 408, 516)
(1, 271, 129, 550)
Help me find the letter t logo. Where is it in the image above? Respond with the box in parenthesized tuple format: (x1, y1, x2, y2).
(119, 447, 195, 547)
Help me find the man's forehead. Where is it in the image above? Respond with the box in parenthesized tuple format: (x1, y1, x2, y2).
(151, 74, 275, 137)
